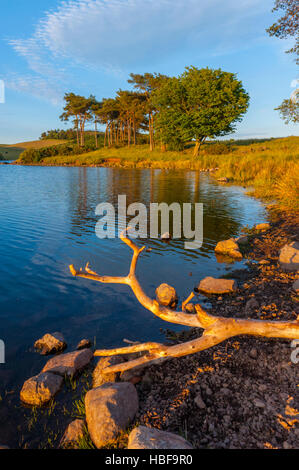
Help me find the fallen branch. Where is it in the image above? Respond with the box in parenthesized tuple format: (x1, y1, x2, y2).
(69, 229, 299, 374)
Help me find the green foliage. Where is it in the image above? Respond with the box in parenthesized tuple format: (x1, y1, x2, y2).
(40, 129, 77, 140)
(275, 98, 299, 124)
(267, 0, 299, 63)
(152, 66, 249, 155)
(19, 141, 101, 163)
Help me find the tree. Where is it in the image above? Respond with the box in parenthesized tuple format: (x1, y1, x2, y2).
(152, 67, 249, 156)
(267, 0, 299, 64)
(69, 230, 299, 376)
(275, 97, 299, 123)
(128, 73, 168, 151)
(60, 93, 93, 147)
(90, 98, 103, 148)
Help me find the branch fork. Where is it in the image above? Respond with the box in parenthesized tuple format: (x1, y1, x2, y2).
(69, 229, 299, 374)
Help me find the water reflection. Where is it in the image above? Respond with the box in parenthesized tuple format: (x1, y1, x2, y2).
(0, 165, 266, 396)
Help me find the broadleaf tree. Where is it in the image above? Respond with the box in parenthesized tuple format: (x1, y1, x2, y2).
(152, 66, 250, 156)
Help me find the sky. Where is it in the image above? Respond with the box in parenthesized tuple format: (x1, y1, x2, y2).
(0, 0, 298, 144)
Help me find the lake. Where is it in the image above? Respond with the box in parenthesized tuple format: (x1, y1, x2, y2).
(0, 165, 266, 444)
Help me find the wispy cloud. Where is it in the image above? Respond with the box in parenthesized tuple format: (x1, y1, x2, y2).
(6, 0, 271, 103)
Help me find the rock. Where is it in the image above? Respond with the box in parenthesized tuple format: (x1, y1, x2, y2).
(245, 297, 259, 314)
(76, 339, 91, 350)
(93, 356, 124, 388)
(85, 382, 138, 448)
(34, 332, 66, 355)
(194, 393, 206, 409)
(217, 177, 229, 183)
(161, 232, 171, 241)
(253, 398, 265, 408)
(197, 277, 237, 295)
(120, 366, 145, 383)
(215, 239, 243, 260)
(249, 348, 258, 359)
(279, 242, 299, 272)
(235, 235, 248, 245)
(255, 223, 270, 232)
(292, 279, 299, 294)
(60, 419, 85, 448)
(127, 426, 193, 449)
(20, 372, 63, 406)
(156, 283, 178, 307)
(42, 349, 93, 377)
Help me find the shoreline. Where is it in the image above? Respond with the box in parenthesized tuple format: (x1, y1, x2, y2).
(5, 211, 299, 449)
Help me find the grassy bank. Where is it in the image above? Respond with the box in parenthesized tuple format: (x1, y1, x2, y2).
(0, 139, 68, 160)
(16, 136, 299, 212)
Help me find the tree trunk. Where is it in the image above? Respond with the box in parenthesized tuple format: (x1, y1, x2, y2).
(95, 121, 98, 148)
(193, 140, 201, 157)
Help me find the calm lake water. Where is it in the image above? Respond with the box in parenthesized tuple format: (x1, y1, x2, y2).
(0, 165, 266, 445)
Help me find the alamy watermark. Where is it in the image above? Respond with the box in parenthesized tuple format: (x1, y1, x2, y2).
(0, 80, 5, 104)
(0, 340, 5, 364)
(95, 195, 203, 249)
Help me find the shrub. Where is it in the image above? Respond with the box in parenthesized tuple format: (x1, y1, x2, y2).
(204, 142, 232, 155)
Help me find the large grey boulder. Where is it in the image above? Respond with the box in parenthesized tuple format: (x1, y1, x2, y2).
(92, 355, 124, 388)
(279, 242, 299, 272)
(60, 419, 86, 448)
(20, 372, 63, 406)
(85, 382, 138, 448)
(128, 426, 193, 449)
(197, 277, 237, 295)
(34, 332, 66, 355)
(156, 283, 178, 307)
(215, 239, 242, 259)
(42, 349, 93, 377)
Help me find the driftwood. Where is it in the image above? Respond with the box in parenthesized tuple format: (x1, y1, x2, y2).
(69, 229, 299, 374)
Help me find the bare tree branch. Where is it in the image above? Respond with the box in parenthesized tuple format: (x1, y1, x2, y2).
(69, 229, 299, 374)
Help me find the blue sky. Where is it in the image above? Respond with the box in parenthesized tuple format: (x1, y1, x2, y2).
(0, 0, 298, 143)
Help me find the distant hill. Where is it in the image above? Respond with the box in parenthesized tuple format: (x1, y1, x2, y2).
(0, 140, 68, 160)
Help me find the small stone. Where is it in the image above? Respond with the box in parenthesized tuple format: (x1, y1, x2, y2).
(93, 356, 124, 388)
(217, 177, 229, 183)
(235, 235, 248, 245)
(85, 382, 138, 448)
(34, 332, 66, 355)
(128, 426, 193, 449)
(197, 277, 237, 295)
(42, 349, 93, 377)
(292, 279, 299, 294)
(60, 419, 85, 448)
(194, 393, 206, 409)
(76, 339, 91, 350)
(20, 372, 63, 406)
(283, 441, 292, 449)
(255, 223, 270, 232)
(245, 298, 259, 314)
(161, 232, 171, 241)
(156, 283, 178, 307)
(249, 348, 258, 359)
(253, 398, 265, 408)
(279, 242, 299, 272)
(215, 239, 243, 260)
(120, 366, 145, 383)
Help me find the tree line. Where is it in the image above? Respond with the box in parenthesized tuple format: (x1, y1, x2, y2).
(59, 66, 250, 157)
